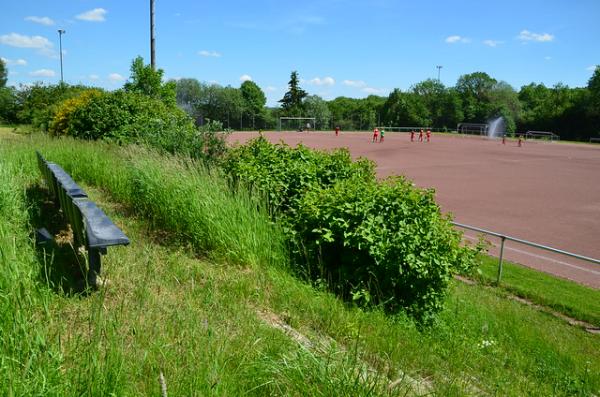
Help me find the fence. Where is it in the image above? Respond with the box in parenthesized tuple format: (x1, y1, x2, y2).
(451, 221, 600, 284)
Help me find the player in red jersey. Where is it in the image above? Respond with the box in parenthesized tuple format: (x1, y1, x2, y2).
(410, 130, 415, 142)
(419, 129, 423, 142)
(335, 126, 340, 136)
(373, 127, 379, 142)
(426, 129, 431, 142)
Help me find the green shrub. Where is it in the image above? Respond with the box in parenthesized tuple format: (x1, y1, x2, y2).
(223, 137, 479, 321)
(294, 177, 478, 321)
(16, 83, 94, 130)
(57, 90, 228, 162)
(223, 136, 376, 221)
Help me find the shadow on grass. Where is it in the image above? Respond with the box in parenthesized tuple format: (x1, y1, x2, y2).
(26, 184, 89, 295)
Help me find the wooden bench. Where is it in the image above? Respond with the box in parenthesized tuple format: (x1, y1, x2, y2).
(36, 151, 130, 287)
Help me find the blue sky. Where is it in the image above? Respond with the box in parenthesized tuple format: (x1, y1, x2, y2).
(1, 0, 599, 105)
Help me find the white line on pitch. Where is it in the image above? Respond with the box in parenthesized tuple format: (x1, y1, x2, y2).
(462, 235, 600, 276)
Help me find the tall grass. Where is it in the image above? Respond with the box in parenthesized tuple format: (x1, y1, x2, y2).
(0, 153, 63, 395)
(1, 132, 598, 395)
(29, 136, 286, 269)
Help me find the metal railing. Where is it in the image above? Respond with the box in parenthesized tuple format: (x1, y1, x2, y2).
(451, 221, 600, 284)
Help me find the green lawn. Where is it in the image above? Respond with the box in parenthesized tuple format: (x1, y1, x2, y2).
(476, 255, 600, 327)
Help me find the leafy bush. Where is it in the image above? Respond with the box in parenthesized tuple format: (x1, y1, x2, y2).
(16, 84, 93, 130)
(223, 137, 478, 321)
(294, 177, 478, 321)
(223, 136, 375, 220)
(54, 90, 229, 162)
(49, 89, 103, 136)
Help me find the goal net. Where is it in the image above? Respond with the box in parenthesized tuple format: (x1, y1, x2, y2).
(525, 131, 560, 141)
(457, 123, 489, 135)
(279, 117, 317, 132)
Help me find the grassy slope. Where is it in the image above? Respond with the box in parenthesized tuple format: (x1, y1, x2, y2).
(476, 255, 600, 327)
(0, 130, 598, 395)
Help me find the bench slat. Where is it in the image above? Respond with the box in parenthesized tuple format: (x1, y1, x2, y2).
(74, 199, 130, 248)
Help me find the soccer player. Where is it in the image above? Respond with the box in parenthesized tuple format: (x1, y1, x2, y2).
(426, 129, 431, 142)
(502, 134, 506, 145)
(518, 135, 523, 147)
(380, 129, 385, 142)
(335, 126, 340, 136)
(373, 127, 379, 142)
(419, 129, 423, 142)
(410, 130, 415, 142)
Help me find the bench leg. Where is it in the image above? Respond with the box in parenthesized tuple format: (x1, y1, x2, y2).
(87, 248, 102, 288)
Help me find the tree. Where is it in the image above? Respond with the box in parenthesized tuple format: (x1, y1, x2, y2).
(588, 66, 600, 121)
(0, 58, 7, 88)
(304, 95, 331, 129)
(240, 80, 266, 128)
(279, 71, 307, 116)
(455, 72, 497, 122)
(175, 78, 202, 116)
(124, 56, 176, 106)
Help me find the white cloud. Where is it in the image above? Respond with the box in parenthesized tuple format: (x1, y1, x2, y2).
(0, 33, 52, 49)
(362, 87, 386, 95)
(483, 40, 503, 47)
(198, 50, 221, 57)
(108, 73, 125, 83)
(30, 69, 55, 77)
(239, 74, 252, 82)
(25, 16, 55, 26)
(308, 76, 335, 86)
(587, 65, 598, 71)
(1, 57, 27, 66)
(76, 8, 107, 22)
(518, 30, 554, 42)
(343, 79, 366, 88)
(88, 74, 100, 80)
(445, 35, 470, 44)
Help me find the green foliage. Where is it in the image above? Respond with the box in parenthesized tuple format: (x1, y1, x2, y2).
(0, 86, 19, 123)
(223, 136, 375, 219)
(123, 56, 176, 106)
(279, 71, 307, 116)
(0, 58, 7, 88)
(240, 80, 266, 116)
(223, 137, 478, 320)
(294, 177, 478, 321)
(304, 95, 332, 129)
(16, 83, 93, 130)
(52, 90, 228, 162)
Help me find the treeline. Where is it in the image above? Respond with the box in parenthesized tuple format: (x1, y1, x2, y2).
(1, 56, 599, 141)
(173, 69, 600, 141)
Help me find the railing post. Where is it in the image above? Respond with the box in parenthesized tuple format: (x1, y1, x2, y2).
(497, 236, 506, 284)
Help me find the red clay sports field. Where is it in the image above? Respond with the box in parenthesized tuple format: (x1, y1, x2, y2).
(228, 131, 600, 288)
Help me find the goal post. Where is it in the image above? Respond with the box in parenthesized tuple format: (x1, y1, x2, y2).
(457, 123, 489, 135)
(279, 117, 317, 132)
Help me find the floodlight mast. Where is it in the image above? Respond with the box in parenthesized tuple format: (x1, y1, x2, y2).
(150, 0, 156, 70)
(58, 29, 66, 84)
(436, 65, 443, 82)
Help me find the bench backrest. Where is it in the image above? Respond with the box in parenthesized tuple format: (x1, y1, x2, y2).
(36, 151, 129, 249)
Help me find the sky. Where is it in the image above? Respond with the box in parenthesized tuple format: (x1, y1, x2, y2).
(1, 0, 599, 106)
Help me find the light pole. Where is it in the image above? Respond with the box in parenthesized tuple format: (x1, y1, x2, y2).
(436, 65, 443, 82)
(58, 29, 66, 84)
(150, 0, 155, 70)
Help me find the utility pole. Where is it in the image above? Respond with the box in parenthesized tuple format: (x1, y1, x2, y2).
(58, 29, 65, 84)
(150, 0, 156, 70)
(436, 65, 443, 82)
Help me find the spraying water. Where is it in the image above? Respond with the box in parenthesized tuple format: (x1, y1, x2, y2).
(487, 116, 506, 139)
